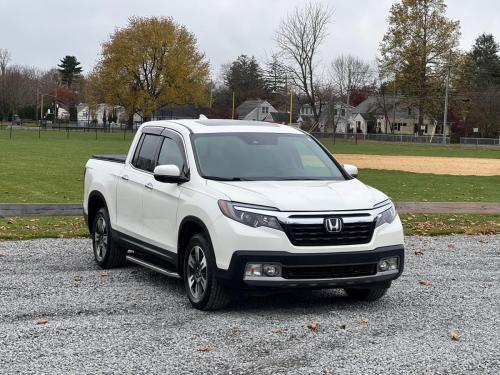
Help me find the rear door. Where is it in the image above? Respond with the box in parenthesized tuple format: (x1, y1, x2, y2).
(116, 129, 162, 239)
(142, 129, 188, 253)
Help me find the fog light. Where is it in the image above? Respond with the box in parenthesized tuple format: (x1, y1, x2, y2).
(263, 264, 281, 277)
(378, 257, 399, 272)
(244, 263, 262, 277)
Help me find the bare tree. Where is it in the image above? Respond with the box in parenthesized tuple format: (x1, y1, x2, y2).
(275, 2, 332, 129)
(330, 55, 372, 107)
(0, 65, 39, 121)
(0, 48, 10, 76)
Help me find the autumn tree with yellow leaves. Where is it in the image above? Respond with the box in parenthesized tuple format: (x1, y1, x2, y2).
(87, 16, 209, 124)
(379, 0, 460, 127)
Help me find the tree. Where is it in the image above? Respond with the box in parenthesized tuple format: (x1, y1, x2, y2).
(223, 55, 267, 104)
(468, 33, 500, 87)
(0, 65, 39, 122)
(452, 34, 500, 137)
(263, 53, 290, 108)
(0, 48, 11, 76)
(87, 16, 209, 124)
(57, 55, 83, 88)
(330, 55, 372, 107)
(379, 0, 460, 126)
(275, 2, 333, 128)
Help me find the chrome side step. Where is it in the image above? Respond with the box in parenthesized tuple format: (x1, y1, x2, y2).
(126, 255, 181, 279)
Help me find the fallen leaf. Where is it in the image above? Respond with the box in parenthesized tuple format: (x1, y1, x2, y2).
(36, 319, 48, 325)
(449, 330, 460, 341)
(320, 370, 330, 375)
(100, 271, 109, 277)
(356, 319, 368, 324)
(307, 321, 320, 331)
(484, 282, 492, 288)
(273, 328, 284, 334)
(414, 250, 424, 256)
(479, 240, 489, 244)
(73, 276, 82, 282)
(419, 279, 432, 286)
(231, 325, 239, 333)
(198, 346, 211, 352)
(448, 244, 456, 249)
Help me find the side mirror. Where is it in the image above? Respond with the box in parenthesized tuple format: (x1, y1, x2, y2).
(343, 164, 358, 178)
(153, 165, 188, 183)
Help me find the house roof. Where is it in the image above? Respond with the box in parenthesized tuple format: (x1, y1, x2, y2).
(236, 99, 268, 118)
(353, 95, 400, 115)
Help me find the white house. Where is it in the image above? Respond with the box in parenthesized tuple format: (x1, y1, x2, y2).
(351, 95, 451, 135)
(299, 102, 354, 133)
(77, 103, 142, 126)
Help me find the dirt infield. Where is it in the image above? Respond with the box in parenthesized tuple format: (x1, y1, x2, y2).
(335, 154, 500, 176)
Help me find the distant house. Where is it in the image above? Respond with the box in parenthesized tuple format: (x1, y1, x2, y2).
(77, 103, 142, 126)
(351, 95, 450, 135)
(299, 102, 353, 133)
(237, 99, 278, 121)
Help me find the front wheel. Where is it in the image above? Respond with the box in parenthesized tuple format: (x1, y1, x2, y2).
(92, 207, 127, 268)
(344, 287, 388, 301)
(183, 233, 231, 310)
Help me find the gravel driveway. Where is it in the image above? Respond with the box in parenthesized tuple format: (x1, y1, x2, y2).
(0, 236, 499, 374)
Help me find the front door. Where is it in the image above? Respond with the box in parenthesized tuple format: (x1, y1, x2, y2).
(142, 132, 188, 254)
(116, 132, 162, 239)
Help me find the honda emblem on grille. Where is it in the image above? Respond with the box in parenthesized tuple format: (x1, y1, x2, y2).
(324, 217, 343, 233)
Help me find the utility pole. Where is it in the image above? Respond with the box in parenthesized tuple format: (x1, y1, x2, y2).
(392, 75, 397, 134)
(35, 86, 39, 123)
(442, 50, 452, 144)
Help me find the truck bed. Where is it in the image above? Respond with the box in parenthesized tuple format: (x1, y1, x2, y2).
(91, 154, 127, 163)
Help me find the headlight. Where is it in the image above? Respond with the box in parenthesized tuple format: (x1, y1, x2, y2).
(375, 202, 397, 228)
(218, 200, 283, 231)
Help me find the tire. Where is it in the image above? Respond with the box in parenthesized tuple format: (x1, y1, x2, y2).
(183, 233, 231, 310)
(344, 286, 388, 301)
(92, 207, 127, 269)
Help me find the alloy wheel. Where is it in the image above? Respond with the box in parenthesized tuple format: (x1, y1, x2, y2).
(187, 245, 208, 301)
(94, 216, 108, 262)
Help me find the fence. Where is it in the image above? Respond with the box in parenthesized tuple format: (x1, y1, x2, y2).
(311, 132, 451, 144)
(0, 122, 140, 140)
(460, 137, 500, 147)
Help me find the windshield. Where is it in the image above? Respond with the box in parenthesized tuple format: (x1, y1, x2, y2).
(192, 132, 346, 181)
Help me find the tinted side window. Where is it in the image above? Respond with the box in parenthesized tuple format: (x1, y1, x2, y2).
(132, 134, 161, 172)
(157, 137, 186, 171)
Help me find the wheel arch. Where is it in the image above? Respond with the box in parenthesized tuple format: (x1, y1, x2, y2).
(177, 216, 214, 278)
(87, 190, 108, 233)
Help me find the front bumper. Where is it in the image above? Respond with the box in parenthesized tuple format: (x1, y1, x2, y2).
(216, 245, 404, 289)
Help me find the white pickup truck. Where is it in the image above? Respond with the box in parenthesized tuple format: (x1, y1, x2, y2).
(83, 119, 404, 310)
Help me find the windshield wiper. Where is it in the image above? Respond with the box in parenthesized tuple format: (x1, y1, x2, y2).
(203, 176, 253, 181)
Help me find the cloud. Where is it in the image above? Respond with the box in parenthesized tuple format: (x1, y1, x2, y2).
(0, 0, 497, 76)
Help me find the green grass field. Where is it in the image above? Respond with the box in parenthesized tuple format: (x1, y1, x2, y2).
(320, 138, 500, 159)
(0, 128, 499, 203)
(0, 130, 131, 203)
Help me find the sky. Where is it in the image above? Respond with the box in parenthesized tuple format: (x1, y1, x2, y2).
(1, 0, 499, 78)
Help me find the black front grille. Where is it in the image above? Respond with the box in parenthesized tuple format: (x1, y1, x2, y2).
(282, 263, 377, 279)
(283, 221, 376, 246)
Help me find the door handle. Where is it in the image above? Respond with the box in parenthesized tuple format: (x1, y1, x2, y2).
(121, 175, 129, 181)
(144, 182, 153, 191)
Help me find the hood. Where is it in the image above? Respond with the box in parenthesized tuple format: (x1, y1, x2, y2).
(207, 179, 388, 211)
